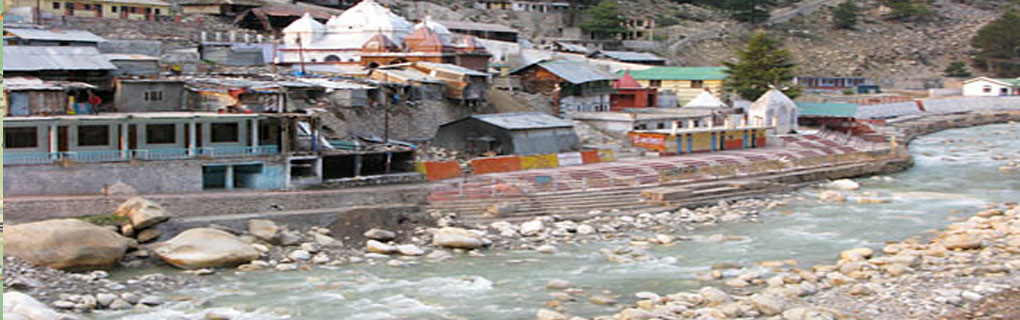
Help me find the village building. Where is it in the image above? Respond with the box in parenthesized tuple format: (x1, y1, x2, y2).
(748, 89, 799, 134)
(435, 112, 581, 156)
(367, 66, 446, 101)
(962, 77, 1020, 96)
(433, 19, 519, 43)
(511, 59, 617, 117)
(610, 70, 657, 111)
(104, 54, 160, 78)
(4, 46, 118, 89)
(473, 0, 572, 13)
(234, 3, 341, 33)
(569, 108, 714, 139)
(795, 102, 862, 133)
(794, 76, 874, 92)
(409, 62, 491, 106)
(590, 50, 666, 66)
(10, 0, 171, 20)
(624, 66, 728, 106)
(113, 79, 188, 112)
(3, 27, 106, 46)
(177, 0, 262, 17)
(5, 77, 97, 116)
(627, 122, 772, 155)
(622, 18, 655, 41)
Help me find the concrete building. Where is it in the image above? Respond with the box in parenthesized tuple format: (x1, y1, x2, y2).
(610, 70, 657, 111)
(410, 62, 490, 105)
(511, 59, 618, 117)
(569, 108, 714, 139)
(3, 27, 106, 46)
(5, 77, 97, 116)
(748, 89, 799, 134)
(105, 54, 160, 78)
(622, 18, 655, 41)
(433, 19, 519, 43)
(590, 50, 666, 66)
(628, 124, 772, 155)
(473, 0, 571, 13)
(795, 102, 863, 134)
(177, 0, 261, 16)
(3, 46, 118, 88)
(962, 77, 1019, 96)
(113, 79, 187, 112)
(435, 112, 580, 156)
(624, 66, 728, 106)
(10, 0, 171, 20)
(794, 76, 873, 92)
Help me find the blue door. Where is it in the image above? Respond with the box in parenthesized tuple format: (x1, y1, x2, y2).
(10, 92, 30, 116)
(743, 130, 750, 148)
(676, 136, 684, 155)
(710, 133, 717, 152)
(686, 134, 693, 154)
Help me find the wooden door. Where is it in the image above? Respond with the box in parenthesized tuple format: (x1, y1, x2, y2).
(128, 125, 138, 150)
(57, 127, 69, 152)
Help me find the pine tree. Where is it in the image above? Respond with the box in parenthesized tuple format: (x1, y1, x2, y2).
(832, 0, 860, 29)
(943, 61, 972, 78)
(971, 9, 1020, 77)
(722, 32, 800, 100)
(580, 0, 627, 40)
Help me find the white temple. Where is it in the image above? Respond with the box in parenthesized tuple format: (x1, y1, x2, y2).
(748, 89, 799, 134)
(683, 89, 728, 109)
(280, 0, 415, 63)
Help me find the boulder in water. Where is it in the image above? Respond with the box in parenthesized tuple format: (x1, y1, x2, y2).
(827, 179, 860, 190)
(432, 227, 486, 249)
(153, 228, 260, 269)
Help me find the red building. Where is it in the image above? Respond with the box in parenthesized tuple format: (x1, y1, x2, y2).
(610, 70, 657, 111)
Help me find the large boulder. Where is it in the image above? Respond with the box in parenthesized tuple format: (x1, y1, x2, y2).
(4, 292, 82, 320)
(153, 228, 260, 269)
(432, 227, 486, 249)
(941, 234, 984, 250)
(247, 219, 279, 243)
(113, 197, 172, 229)
(5, 219, 132, 270)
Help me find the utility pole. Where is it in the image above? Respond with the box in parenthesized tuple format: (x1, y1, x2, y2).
(296, 34, 307, 75)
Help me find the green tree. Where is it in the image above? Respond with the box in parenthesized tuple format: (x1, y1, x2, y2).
(881, 0, 935, 22)
(831, 0, 861, 29)
(722, 32, 800, 100)
(580, 0, 627, 40)
(943, 61, 972, 78)
(971, 9, 1020, 77)
(722, 0, 777, 24)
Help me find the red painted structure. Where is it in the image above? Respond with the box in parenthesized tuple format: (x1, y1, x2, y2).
(610, 71, 657, 111)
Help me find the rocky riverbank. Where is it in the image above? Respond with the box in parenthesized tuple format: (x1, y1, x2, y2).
(535, 202, 1020, 320)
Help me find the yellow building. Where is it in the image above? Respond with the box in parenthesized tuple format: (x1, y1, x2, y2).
(622, 67, 727, 106)
(12, 0, 171, 20)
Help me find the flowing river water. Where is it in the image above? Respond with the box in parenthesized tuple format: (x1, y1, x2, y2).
(96, 123, 1020, 320)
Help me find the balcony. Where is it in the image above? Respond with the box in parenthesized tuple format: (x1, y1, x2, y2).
(4, 146, 281, 166)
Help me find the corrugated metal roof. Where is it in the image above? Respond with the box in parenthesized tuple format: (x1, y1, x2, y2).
(297, 78, 375, 90)
(4, 46, 117, 71)
(469, 112, 574, 130)
(5, 28, 107, 43)
(374, 68, 442, 83)
(598, 50, 666, 62)
(555, 41, 590, 54)
(624, 66, 728, 81)
(104, 53, 159, 61)
(796, 102, 859, 118)
(433, 20, 518, 33)
(995, 78, 1020, 86)
(514, 60, 617, 85)
(415, 62, 489, 77)
(99, 0, 170, 5)
(4, 77, 96, 91)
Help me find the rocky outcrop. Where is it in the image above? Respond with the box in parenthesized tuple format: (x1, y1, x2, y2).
(113, 197, 171, 229)
(5, 219, 132, 270)
(152, 228, 259, 269)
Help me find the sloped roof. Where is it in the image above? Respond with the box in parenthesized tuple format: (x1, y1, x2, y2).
(513, 60, 617, 84)
(613, 70, 643, 89)
(415, 62, 489, 77)
(684, 90, 728, 109)
(361, 33, 401, 52)
(454, 112, 574, 130)
(4, 46, 117, 71)
(796, 102, 859, 118)
(598, 50, 666, 63)
(995, 78, 1020, 86)
(554, 41, 590, 54)
(749, 89, 797, 113)
(104, 53, 159, 61)
(5, 28, 107, 43)
(625, 66, 728, 81)
(282, 12, 326, 33)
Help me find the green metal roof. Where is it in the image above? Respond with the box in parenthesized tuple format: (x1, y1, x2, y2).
(994, 78, 1020, 86)
(620, 66, 729, 81)
(796, 102, 859, 118)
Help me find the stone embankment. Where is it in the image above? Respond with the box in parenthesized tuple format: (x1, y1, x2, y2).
(538, 203, 1020, 320)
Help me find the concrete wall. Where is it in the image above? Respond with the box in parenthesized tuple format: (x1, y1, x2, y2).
(3, 156, 288, 197)
(110, 60, 160, 77)
(963, 80, 1016, 97)
(115, 81, 186, 112)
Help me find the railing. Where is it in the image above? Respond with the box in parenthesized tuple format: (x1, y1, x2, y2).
(132, 148, 191, 161)
(4, 153, 59, 165)
(200, 146, 280, 157)
(63, 150, 129, 163)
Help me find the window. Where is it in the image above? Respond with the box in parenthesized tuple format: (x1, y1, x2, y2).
(78, 125, 110, 146)
(145, 124, 176, 144)
(83, 4, 90, 9)
(691, 80, 704, 88)
(4, 127, 39, 149)
(65, 2, 72, 9)
(145, 7, 151, 14)
(143, 90, 163, 102)
(154, 8, 160, 14)
(111, 5, 116, 12)
(52, 2, 60, 9)
(983, 85, 992, 93)
(210, 123, 239, 143)
(649, 80, 661, 88)
(95, 4, 101, 11)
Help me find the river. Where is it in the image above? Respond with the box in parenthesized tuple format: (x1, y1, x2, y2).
(95, 122, 1020, 320)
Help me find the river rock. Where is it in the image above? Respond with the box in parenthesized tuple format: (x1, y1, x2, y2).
(521, 220, 545, 236)
(535, 245, 558, 254)
(536, 309, 568, 320)
(618, 308, 657, 320)
(396, 244, 425, 256)
(5, 219, 133, 270)
(277, 231, 303, 246)
(313, 233, 343, 247)
(827, 179, 860, 190)
(248, 220, 279, 242)
(576, 224, 596, 235)
(699, 287, 731, 306)
(487, 202, 518, 217)
(839, 248, 873, 261)
(432, 227, 486, 249)
(288, 250, 312, 261)
(96, 293, 117, 307)
(4, 292, 82, 320)
(153, 228, 260, 269)
(750, 294, 784, 316)
(818, 190, 846, 202)
(589, 295, 617, 305)
(138, 295, 165, 306)
(782, 307, 835, 320)
(136, 228, 163, 243)
(364, 229, 397, 241)
(113, 197, 172, 229)
(108, 299, 132, 310)
(365, 240, 398, 254)
(941, 234, 983, 250)
(546, 279, 572, 290)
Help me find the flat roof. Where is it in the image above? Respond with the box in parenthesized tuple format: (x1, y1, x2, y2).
(5, 28, 107, 43)
(4, 46, 117, 71)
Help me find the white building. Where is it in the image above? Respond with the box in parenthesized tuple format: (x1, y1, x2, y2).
(962, 77, 1020, 97)
(748, 89, 798, 134)
(279, 0, 414, 64)
(683, 89, 728, 109)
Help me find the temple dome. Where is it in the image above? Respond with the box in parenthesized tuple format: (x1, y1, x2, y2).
(283, 13, 326, 34)
(329, 0, 413, 41)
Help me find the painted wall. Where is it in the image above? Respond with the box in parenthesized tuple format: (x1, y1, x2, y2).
(963, 80, 1016, 97)
(14, 0, 171, 18)
(115, 81, 186, 112)
(636, 79, 724, 105)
